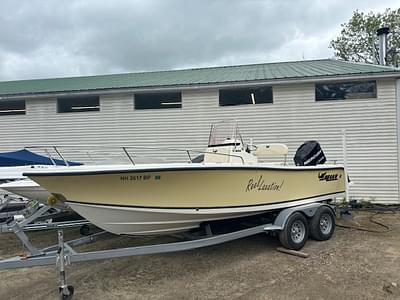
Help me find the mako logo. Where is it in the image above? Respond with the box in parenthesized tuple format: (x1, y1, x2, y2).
(318, 172, 340, 182)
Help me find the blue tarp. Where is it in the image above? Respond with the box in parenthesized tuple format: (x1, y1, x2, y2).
(0, 149, 82, 167)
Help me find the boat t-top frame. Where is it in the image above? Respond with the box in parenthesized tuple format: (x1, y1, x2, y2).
(207, 119, 244, 148)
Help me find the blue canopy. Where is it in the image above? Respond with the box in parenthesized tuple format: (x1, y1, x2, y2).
(0, 149, 82, 167)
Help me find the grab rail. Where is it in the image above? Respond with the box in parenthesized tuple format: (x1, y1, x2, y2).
(24, 145, 246, 166)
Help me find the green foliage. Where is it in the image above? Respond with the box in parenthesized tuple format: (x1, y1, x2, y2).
(330, 8, 400, 66)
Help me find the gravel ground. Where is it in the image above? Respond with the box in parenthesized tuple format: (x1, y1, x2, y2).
(0, 211, 399, 300)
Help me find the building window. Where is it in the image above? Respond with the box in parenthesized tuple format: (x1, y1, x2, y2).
(57, 96, 100, 113)
(219, 87, 273, 106)
(134, 92, 182, 109)
(315, 81, 377, 101)
(0, 100, 26, 116)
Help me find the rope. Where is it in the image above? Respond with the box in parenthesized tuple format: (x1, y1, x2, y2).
(335, 205, 400, 233)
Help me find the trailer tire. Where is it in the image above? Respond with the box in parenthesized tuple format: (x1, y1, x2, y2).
(279, 212, 308, 250)
(309, 206, 335, 241)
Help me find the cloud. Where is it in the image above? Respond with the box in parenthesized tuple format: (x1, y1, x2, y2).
(0, 0, 396, 80)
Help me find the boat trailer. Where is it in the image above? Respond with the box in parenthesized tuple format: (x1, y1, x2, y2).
(0, 194, 32, 223)
(0, 194, 91, 258)
(0, 202, 336, 300)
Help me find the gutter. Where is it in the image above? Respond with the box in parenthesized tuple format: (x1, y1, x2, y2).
(0, 72, 400, 100)
(397, 79, 400, 204)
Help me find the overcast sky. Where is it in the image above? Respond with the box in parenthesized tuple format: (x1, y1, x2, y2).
(0, 0, 397, 81)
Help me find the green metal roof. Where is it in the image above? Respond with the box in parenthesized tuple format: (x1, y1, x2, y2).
(0, 59, 399, 97)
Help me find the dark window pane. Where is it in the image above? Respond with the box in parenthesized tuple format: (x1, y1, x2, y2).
(219, 87, 273, 106)
(316, 81, 377, 101)
(0, 100, 26, 116)
(57, 96, 100, 113)
(135, 92, 181, 109)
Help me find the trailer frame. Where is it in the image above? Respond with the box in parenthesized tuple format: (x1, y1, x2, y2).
(0, 202, 335, 300)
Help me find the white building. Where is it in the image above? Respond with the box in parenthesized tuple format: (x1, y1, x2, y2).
(0, 59, 399, 204)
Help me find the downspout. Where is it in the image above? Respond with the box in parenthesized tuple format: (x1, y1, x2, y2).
(396, 79, 400, 204)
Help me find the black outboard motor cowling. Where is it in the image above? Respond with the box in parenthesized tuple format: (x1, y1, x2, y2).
(294, 141, 326, 166)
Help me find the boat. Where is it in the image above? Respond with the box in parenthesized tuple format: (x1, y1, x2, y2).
(0, 149, 81, 210)
(0, 179, 58, 208)
(24, 121, 346, 235)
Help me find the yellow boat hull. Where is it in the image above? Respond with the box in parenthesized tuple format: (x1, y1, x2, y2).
(27, 164, 346, 235)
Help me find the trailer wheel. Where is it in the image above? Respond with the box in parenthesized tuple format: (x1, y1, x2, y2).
(59, 285, 74, 300)
(309, 206, 335, 241)
(279, 212, 308, 250)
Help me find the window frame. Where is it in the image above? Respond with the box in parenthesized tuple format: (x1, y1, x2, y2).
(315, 80, 377, 101)
(219, 86, 273, 107)
(0, 99, 26, 116)
(134, 92, 182, 110)
(57, 95, 100, 113)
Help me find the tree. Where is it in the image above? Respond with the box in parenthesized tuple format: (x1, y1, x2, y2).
(330, 8, 400, 66)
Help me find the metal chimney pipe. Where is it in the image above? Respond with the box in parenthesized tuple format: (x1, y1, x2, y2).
(377, 27, 390, 65)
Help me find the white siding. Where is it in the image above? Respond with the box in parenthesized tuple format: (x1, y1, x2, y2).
(0, 79, 398, 203)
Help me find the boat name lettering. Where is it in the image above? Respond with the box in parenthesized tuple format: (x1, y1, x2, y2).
(120, 175, 152, 181)
(318, 172, 340, 182)
(245, 175, 284, 192)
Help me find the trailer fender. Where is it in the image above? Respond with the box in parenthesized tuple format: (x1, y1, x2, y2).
(265, 202, 334, 231)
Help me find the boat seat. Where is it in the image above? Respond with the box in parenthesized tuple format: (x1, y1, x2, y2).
(254, 144, 289, 157)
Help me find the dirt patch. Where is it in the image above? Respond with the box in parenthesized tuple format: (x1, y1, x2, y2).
(0, 211, 399, 300)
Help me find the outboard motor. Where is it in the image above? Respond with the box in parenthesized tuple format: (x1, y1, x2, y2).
(294, 141, 326, 166)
